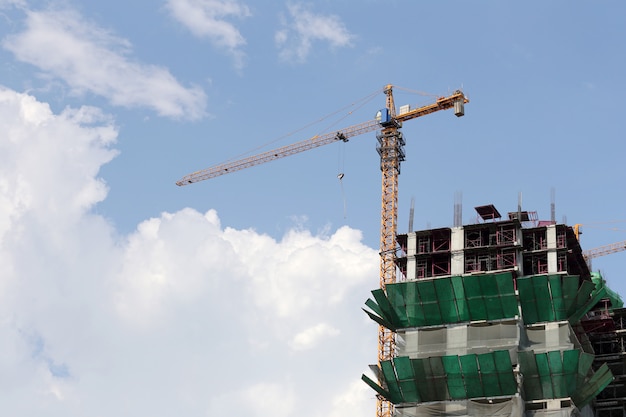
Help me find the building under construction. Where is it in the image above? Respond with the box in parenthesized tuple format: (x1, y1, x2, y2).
(172, 83, 624, 416)
(362, 204, 625, 417)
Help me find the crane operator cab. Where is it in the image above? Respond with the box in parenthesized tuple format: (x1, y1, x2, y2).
(376, 108, 394, 127)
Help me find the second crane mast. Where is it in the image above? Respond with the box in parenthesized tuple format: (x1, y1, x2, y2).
(176, 85, 469, 417)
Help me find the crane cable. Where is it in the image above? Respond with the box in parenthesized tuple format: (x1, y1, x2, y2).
(337, 140, 347, 219)
(220, 88, 383, 165)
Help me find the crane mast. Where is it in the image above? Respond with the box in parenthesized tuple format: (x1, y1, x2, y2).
(377, 85, 403, 417)
(176, 85, 468, 417)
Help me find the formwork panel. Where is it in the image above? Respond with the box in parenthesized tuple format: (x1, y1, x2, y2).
(429, 356, 450, 400)
(562, 349, 579, 394)
(442, 355, 466, 399)
(381, 360, 402, 403)
(477, 352, 502, 397)
(387, 284, 409, 327)
(547, 350, 566, 398)
(451, 276, 471, 321)
(395, 356, 420, 403)
(548, 275, 565, 318)
(535, 354, 555, 399)
(518, 351, 543, 399)
(435, 279, 459, 323)
(460, 355, 484, 398)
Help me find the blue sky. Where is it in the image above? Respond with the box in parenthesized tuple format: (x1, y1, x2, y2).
(1, 1, 626, 416)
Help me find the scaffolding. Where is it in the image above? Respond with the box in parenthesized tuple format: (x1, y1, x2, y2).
(583, 307, 626, 417)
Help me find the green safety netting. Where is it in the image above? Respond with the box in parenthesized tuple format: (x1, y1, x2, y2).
(517, 274, 602, 325)
(363, 273, 519, 330)
(518, 349, 614, 408)
(591, 272, 624, 310)
(361, 350, 517, 404)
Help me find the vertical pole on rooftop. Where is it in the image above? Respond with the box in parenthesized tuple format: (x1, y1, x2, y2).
(551, 187, 556, 223)
(408, 197, 415, 233)
(454, 191, 463, 227)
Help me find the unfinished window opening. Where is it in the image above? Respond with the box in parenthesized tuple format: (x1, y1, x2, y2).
(416, 259, 427, 279)
(465, 250, 500, 273)
(557, 251, 567, 272)
(465, 255, 479, 273)
(432, 230, 451, 252)
(397, 234, 408, 254)
(556, 229, 567, 248)
(396, 257, 407, 280)
(496, 225, 517, 246)
(432, 254, 450, 277)
(595, 407, 626, 417)
(536, 255, 548, 274)
(411, 229, 452, 255)
(523, 253, 548, 275)
(497, 250, 517, 270)
(466, 230, 483, 248)
(417, 235, 430, 254)
(523, 229, 547, 251)
(478, 253, 491, 271)
(594, 338, 623, 355)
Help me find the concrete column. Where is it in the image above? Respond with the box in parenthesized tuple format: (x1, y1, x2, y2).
(447, 324, 468, 356)
(451, 227, 464, 275)
(546, 225, 557, 273)
(407, 233, 417, 280)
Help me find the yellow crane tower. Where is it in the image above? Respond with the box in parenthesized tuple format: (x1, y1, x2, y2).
(177, 85, 469, 417)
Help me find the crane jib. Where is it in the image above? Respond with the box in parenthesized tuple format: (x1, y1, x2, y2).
(176, 118, 382, 185)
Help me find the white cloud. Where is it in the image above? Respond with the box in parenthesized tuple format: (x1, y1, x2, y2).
(0, 0, 25, 9)
(2, 8, 207, 120)
(165, 0, 250, 69)
(290, 322, 340, 351)
(225, 225, 376, 320)
(329, 380, 373, 417)
(0, 86, 377, 416)
(0, 86, 118, 235)
(276, 2, 354, 64)
(243, 382, 296, 417)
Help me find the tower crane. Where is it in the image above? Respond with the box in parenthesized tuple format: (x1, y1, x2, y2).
(176, 85, 469, 417)
(583, 241, 626, 263)
(573, 223, 626, 263)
